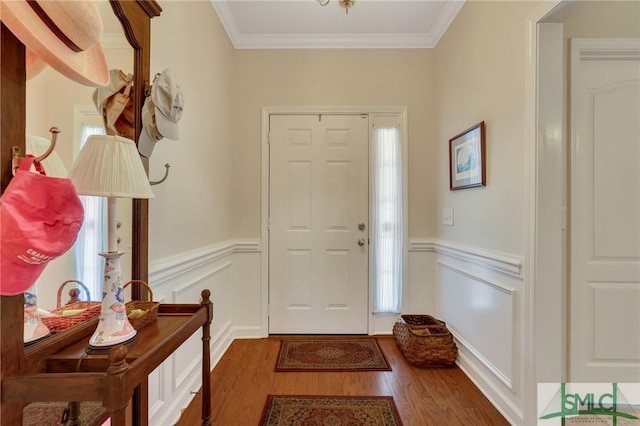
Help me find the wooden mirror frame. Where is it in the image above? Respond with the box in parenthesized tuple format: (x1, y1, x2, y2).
(0, 1, 160, 423)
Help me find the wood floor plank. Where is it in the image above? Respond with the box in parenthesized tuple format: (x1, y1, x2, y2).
(175, 336, 508, 425)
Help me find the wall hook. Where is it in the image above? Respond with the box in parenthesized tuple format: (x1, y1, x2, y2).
(12, 127, 60, 175)
(150, 163, 171, 186)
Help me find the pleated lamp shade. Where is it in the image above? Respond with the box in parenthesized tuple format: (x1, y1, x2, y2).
(69, 135, 154, 199)
(26, 134, 68, 177)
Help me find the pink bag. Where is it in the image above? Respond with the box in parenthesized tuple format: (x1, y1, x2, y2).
(0, 156, 84, 296)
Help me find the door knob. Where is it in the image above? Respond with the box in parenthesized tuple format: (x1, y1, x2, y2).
(358, 222, 366, 231)
(357, 238, 366, 246)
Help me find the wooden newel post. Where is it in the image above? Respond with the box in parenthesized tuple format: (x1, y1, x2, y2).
(105, 345, 130, 426)
(200, 289, 212, 426)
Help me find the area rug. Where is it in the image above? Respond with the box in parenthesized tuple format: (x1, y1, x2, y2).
(275, 338, 391, 372)
(260, 395, 403, 426)
(23, 401, 108, 426)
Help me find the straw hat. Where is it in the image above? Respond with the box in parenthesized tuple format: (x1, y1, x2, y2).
(26, 50, 47, 80)
(1, 0, 109, 87)
(93, 69, 135, 139)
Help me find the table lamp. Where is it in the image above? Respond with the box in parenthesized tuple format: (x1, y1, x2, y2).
(68, 135, 154, 348)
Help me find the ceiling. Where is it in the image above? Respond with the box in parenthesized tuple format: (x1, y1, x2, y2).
(210, 0, 466, 49)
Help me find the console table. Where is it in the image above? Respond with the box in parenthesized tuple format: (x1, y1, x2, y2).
(2, 290, 213, 426)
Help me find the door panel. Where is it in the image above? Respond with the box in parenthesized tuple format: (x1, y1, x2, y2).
(269, 114, 369, 334)
(570, 39, 640, 382)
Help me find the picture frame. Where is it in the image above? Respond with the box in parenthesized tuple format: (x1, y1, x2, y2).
(449, 121, 486, 191)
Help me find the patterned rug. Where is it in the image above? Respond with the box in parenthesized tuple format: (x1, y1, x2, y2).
(23, 401, 107, 426)
(275, 338, 391, 372)
(260, 395, 403, 426)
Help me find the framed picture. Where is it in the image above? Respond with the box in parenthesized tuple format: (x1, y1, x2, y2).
(449, 121, 486, 191)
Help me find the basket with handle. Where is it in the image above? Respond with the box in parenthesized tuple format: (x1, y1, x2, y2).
(41, 280, 102, 332)
(393, 314, 458, 367)
(124, 280, 159, 330)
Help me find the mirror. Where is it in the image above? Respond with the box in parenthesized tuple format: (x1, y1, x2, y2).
(24, 3, 134, 325)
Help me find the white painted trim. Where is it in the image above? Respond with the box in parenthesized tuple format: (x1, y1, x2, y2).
(574, 38, 640, 61)
(148, 239, 260, 287)
(262, 106, 408, 336)
(450, 328, 514, 391)
(409, 238, 523, 278)
(456, 350, 523, 425)
(173, 342, 202, 391)
(437, 260, 517, 295)
(525, 2, 567, 425)
(261, 109, 270, 336)
(100, 33, 130, 49)
(150, 319, 233, 426)
(72, 106, 101, 159)
(209, 0, 241, 47)
(171, 262, 232, 299)
(232, 33, 439, 50)
(429, 0, 465, 47)
(210, 1, 465, 49)
(265, 106, 407, 115)
(438, 260, 517, 391)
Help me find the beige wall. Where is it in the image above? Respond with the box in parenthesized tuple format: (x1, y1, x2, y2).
(149, 1, 236, 260)
(231, 49, 436, 239)
(25, 39, 133, 309)
(546, 0, 640, 38)
(433, 0, 542, 255)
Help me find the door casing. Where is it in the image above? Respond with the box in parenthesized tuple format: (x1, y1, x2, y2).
(260, 106, 408, 336)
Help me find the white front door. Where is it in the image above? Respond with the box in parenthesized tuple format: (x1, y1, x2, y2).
(268, 114, 369, 334)
(570, 38, 640, 382)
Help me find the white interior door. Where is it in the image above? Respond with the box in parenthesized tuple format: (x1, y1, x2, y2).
(570, 38, 640, 382)
(269, 114, 369, 334)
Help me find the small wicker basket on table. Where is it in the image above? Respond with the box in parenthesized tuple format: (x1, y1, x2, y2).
(124, 280, 159, 330)
(40, 280, 101, 332)
(393, 314, 458, 367)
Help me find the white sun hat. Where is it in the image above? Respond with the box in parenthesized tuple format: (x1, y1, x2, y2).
(1, 0, 109, 87)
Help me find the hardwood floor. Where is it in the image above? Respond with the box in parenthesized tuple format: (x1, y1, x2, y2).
(175, 336, 508, 425)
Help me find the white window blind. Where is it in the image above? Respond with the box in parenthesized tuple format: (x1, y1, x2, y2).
(372, 124, 405, 314)
(73, 124, 106, 301)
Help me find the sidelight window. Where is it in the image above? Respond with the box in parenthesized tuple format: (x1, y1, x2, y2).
(372, 121, 405, 314)
(73, 124, 106, 301)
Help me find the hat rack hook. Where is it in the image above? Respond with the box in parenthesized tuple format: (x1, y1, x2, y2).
(11, 127, 60, 176)
(149, 163, 171, 186)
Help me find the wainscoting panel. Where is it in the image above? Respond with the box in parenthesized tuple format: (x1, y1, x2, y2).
(437, 260, 515, 389)
(411, 238, 525, 425)
(146, 240, 260, 426)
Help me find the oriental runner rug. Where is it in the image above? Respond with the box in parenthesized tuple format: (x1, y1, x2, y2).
(275, 338, 391, 372)
(23, 401, 107, 426)
(260, 395, 403, 426)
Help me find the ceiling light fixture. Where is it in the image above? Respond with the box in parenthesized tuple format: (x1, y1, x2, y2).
(318, 0, 355, 15)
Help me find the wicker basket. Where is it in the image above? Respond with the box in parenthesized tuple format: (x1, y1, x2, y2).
(41, 280, 101, 332)
(124, 280, 159, 331)
(393, 314, 458, 367)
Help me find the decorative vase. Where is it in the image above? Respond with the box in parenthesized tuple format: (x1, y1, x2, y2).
(89, 252, 136, 348)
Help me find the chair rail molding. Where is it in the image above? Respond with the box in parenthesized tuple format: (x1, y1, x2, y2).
(409, 238, 523, 278)
(149, 239, 260, 286)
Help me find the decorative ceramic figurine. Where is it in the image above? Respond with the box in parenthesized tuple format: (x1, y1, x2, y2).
(23, 284, 50, 343)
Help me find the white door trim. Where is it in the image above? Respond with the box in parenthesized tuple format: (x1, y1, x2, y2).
(524, 1, 566, 425)
(260, 106, 408, 336)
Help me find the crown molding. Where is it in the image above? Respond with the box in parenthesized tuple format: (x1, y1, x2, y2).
(211, 0, 465, 50)
(429, 0, 465, 46)
(233, 33, 438, 49)
(211, 0, 242, 47)
(100, 33, 130, 49)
